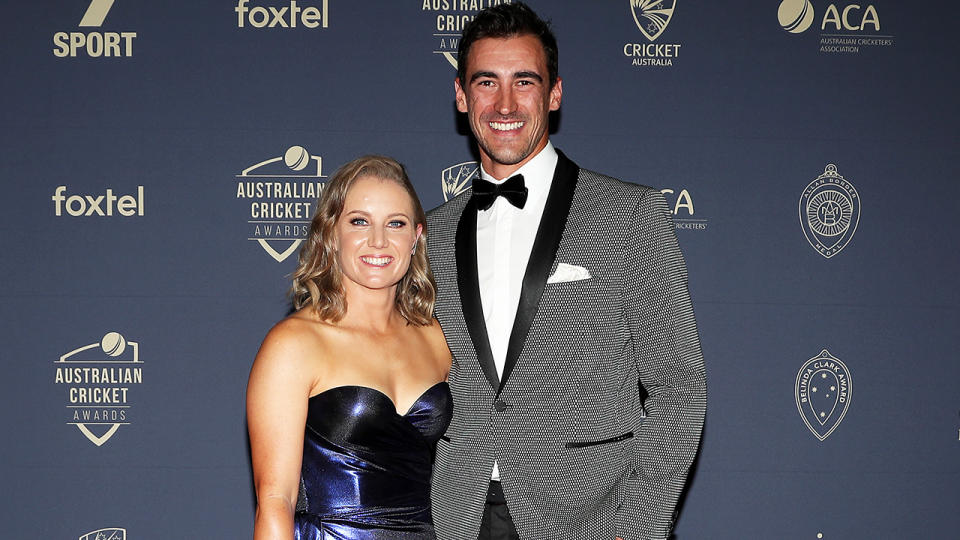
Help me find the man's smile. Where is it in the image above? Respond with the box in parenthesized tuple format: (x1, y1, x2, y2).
(489, 120, 525, 132)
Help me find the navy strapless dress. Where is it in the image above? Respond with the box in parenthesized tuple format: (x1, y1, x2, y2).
(294, 381, 452, 540)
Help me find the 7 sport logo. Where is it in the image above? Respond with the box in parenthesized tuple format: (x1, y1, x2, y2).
(53, 0, 137, 58)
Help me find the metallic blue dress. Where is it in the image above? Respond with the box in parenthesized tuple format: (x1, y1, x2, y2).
(294, 382, 452, 540)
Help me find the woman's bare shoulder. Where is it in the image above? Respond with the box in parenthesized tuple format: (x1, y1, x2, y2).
(253, 308, 336, 379)
(421, 318, 451, 374)
(420, 317, 445, 340)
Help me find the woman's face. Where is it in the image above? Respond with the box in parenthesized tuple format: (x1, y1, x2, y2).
(335, 175, 422, 294)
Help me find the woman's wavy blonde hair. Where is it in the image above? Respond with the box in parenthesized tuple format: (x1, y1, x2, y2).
(290, 155, 436, 326)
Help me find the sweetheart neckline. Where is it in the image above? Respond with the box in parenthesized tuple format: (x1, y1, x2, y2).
(308, 381, 449, 417)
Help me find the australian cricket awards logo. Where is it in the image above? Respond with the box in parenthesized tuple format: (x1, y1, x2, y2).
(441, 161, 478, 201)
(799, 164, 861, 258)
(80, 528, 126, 540)
(235, 146, 326, 262)
(795, 349, 851, 441)
(421, 0, 513, 69)
(624, 0, 681, 67)
(55, 332, 144, 446)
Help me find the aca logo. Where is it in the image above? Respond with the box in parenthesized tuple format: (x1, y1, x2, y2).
(778, 0, 816, 33)
(235, 146, 326, 262)
(777, 1, 892, 53)
(235, 0, 329, 29)
(55, 332, 144, 446)
(795, 349, 852, 441)
(80, 528, 126, 540)
(421, 0, 513, 69)
(660, 188, 707, 231)
(779, 1, 880, 33)
(440, 161, 479, 201)
(799, 164, 861, 258)
(623, 1, 682, 67)
(53, 0, 137, 58)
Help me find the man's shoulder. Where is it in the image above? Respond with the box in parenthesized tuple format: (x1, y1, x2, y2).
(577, 166, 654, 198)
(573, 165, 662, 215)
(558, 150, 655, 201)
(427, 190, 470, 225)
(425, 191, 470, 245)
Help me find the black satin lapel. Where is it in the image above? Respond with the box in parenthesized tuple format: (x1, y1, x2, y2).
(498, 151, 580, 396)
(455, 197, 499, 390)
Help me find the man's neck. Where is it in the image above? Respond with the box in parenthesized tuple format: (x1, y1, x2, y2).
(480, 139, 551, 181)
(480, 139, 552, 181)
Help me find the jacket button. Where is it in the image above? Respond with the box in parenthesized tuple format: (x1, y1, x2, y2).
(494, 400, 508, 412)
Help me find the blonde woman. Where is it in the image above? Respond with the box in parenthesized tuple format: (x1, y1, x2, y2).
(247, 155, 451, 539)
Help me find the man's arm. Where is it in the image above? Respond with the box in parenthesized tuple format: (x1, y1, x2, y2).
(616, 188, 707, 540)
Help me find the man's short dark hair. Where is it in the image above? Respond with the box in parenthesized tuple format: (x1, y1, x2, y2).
(456, 2, 559, 88)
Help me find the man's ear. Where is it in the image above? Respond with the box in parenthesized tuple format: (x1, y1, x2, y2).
(549, 77, 563, 112)
(455, 78, 468, 113)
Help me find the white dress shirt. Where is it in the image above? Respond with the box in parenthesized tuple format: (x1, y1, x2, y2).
(476, 142, 558, 480)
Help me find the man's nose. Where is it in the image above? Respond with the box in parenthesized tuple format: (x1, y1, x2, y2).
(496, 87, 516, 115)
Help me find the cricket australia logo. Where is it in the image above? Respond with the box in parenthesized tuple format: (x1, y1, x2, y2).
(630, 0, 676, 41)
(795, 349, 852, 441)
(55, 332, 143, 446)
(799, 164, 861, 258)
(441, 161, 478, 202)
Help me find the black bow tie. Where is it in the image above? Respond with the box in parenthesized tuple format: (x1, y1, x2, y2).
(472, 174, 528, 211)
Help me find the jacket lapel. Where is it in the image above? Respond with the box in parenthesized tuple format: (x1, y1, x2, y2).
(455, 195, 500, 390)
(498, 151, 580, 396)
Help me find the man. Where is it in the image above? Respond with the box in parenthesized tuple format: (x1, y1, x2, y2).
(426, 4, 706, 540)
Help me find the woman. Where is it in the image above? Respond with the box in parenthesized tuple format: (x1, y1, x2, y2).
(247, 155, 452, 539)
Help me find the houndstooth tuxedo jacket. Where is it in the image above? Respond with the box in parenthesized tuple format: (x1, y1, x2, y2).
(426, 151, 706, 540)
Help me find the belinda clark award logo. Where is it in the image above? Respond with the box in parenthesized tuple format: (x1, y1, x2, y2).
(795, 349, 852, 441)
(55, 332, 144, 446)
(80, 528, 126, 540)
(799, 164, 860, 258)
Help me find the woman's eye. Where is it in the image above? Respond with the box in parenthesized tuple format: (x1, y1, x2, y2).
(350, 218, 368, 226)
(388, 220, 407, 228)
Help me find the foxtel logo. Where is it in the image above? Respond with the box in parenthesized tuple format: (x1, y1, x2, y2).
(52, 186, 145, 217)
(53, 0, 137, 58)
(235, 0, 329, 29)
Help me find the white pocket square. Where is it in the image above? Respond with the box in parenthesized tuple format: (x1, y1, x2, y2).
(547, 263, 592, 284)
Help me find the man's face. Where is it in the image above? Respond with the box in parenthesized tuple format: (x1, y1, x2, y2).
(455, 34, 562, 179)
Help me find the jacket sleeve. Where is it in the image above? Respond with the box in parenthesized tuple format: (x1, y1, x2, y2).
(615, 188, 707, 540)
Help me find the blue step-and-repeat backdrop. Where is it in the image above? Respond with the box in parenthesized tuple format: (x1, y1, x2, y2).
(2, 1, 957, 538)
